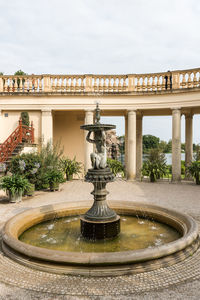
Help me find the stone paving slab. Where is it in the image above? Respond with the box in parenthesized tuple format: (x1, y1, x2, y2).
(0, 179, 200, 299)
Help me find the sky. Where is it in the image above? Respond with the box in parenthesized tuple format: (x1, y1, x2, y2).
(0, 0, 200, 142)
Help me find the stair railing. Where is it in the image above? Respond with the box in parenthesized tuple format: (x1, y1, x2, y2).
(0, 119, 34, 163)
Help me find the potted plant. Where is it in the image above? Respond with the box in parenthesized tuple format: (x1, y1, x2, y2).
(24, 183, 35, 196)
(44, 169, 64, 191)
(0, 174, 31, 202)
(60, 157, 82, 181)
(187, 161, 200, 185)
(107, 158, 124, 177)
(141, 149, 167, 182)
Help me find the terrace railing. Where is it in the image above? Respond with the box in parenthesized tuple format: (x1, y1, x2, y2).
(0, 68, 200, 94)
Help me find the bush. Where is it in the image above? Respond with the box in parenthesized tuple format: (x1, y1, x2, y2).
(107, 158, 124, 176)
(9, 142, 64, 190)
(0, 174, 31, 196)
(21, 111, 29, 127)
(141, 149, 167, 182)
(187, 161, 200, 184)
(60, 157, 82, 180)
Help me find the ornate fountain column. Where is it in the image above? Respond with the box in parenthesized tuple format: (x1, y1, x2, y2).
(172, 108, 181, 182)
(80, 104, 120, 240)
(41, 109, 53, 144)
(136, 112, 143, 180)
(127, 110, 136, 180)
(185, 111, 193, 179)
(84, 110, 94, 172)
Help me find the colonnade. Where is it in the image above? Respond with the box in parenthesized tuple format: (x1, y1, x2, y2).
(41, 108, 194, 182)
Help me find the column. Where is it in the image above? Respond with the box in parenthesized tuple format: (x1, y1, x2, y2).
(124, 114, 128, 174)
(172, 108, 181, 182)
(84, 110, 93, 172)
(136, 112, 143, 180)
(41, 109, 53, 144)
(185, 112, 193, 179)
(127, 110, 136, 180)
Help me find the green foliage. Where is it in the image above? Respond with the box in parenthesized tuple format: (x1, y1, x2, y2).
(188, 161, 200, 184)
(194, 145, 200, 161)
(143, 135, 160, 153)
(0, 72, 3, 75)
(60, 157, 82, 180)
(0, 174, 31, 196)
(39, 141, 63, 170)
(44, 169, 64, 184)
(9, 142, 64, 190)
(14, 70, 27, 76)
(21, 111, 30, 127)
(181, 160, 185, 175)
(107, 158, 124, 176)
(9, 153, 42, 188)
(141, 149, 167, 182)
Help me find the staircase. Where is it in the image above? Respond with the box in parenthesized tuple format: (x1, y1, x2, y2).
(0, 119, 35, 167)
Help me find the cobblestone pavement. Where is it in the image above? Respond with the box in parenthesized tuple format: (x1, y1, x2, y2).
(0, 179, 200, 299)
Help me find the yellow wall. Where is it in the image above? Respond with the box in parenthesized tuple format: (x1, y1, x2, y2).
(53, 111, 85, 163)
(1, 110, 41, 144)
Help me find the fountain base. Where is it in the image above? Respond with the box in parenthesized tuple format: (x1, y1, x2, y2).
(80, 215, 120, 240)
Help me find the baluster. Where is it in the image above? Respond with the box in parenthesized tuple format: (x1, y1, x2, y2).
(24, 78, 28, 92)
(188, 73, 192, 88)
(19, 77, 23, 92)
(136, 77, 141, 91)
(147, 76, 151, 91)
(34, 78, 38, 92)
(94, 77, 98, 91)
(123, 77, 127, 91)
(75, 77, 79, 91)
(107, 77, 111, 92)
(14, 77, 18, 92)
(66, 77, 69, 91)
(80, 77, 84, 91)
(4, 78, 8, 92)
(61, 77, 65, 91)
(152, 76, 156, 91)
(161, 75, 166, 90)
(52, 77, 55, 92)
(141, 77, 146, 91)
(118, 78, 122, 92)
(193, 72, 198, 87)
(56, 78, 61, 91)
(29, 77, 32, 92)
(99, 77, 103, 91)
(182, 73, 186, 88)
(9, 77, 13, 92)
(71, 77, 74, 92)
(113, 77, 117, 91)
(39, 78, 42, 91)
(103, 77, 107, 91)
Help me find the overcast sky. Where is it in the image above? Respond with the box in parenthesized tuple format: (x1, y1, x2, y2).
(1, 0, 200, 142)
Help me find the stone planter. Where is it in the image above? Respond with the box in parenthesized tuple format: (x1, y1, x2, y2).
(49, 182, 59, 191)
(8, 190, 22, 203)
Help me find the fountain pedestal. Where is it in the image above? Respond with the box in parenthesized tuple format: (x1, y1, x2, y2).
(80, 168, 120, 239)
(80, 104, 120, 240)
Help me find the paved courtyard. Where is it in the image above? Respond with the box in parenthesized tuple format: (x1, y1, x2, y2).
(0, 179, 200, 300)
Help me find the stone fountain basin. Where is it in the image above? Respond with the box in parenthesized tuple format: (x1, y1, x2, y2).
(2, 201, 199, 276)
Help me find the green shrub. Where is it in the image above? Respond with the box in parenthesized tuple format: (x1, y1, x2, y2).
(21, 111, 29, 127)
(44, 169, 64, 185)
(0, 174, 31, 196)
(187, 161, 200, 184)
(107, 158, 124, 176)
(141, 149, 167, 182)
(60, 157, 82, 180)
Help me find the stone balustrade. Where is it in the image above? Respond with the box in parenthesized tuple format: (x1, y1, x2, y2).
(0, 68, 200, 94)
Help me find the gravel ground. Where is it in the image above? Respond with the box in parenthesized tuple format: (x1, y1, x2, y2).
(0, 179, 200, 300)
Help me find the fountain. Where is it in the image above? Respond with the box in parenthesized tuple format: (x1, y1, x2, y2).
(1, 105, 199, 276)
(80, 103, 120, 240)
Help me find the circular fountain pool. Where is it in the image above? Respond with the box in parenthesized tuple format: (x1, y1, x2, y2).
(19, 215, 180, 252)
(2, 201, 199, 276)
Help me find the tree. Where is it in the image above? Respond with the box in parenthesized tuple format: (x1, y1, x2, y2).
(143, 135, 160, 153)
(14, 70, 27, 76)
